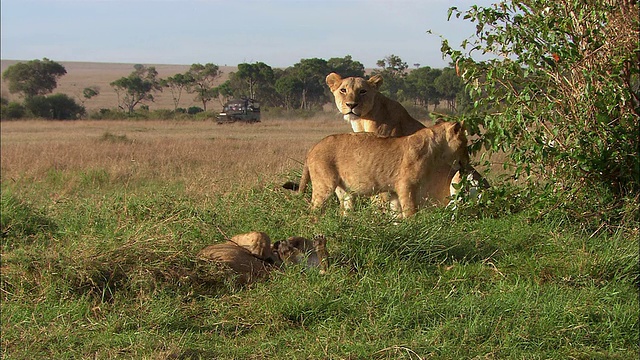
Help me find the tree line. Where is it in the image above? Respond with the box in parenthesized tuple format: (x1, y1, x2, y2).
(1, 55, 465, 120)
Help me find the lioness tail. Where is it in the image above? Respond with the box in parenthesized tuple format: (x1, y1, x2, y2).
(297, 162, 310, 193)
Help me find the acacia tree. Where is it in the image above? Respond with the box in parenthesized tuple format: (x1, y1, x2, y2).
(274, 73, 303, 110)
(110, 64, 162, 114)
(290, 58, 329, 109)
(215, 80, 234, 107)
(164, 73, 194, 111)
(327, 55, 365, 78)
(2, 58, 67, 99)
(434, 67, 463, 112)
(234, 62, 274, 100)
(372, 54, 409, 100)
(443, 0, 639, 218)
(82, 87, 99, 102)
(404, 66, 442, 108)
(186, 63, 222, 111)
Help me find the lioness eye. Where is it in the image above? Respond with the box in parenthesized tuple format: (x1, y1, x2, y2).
(340, 88, 347, 94)
(359, 89, 367, 94)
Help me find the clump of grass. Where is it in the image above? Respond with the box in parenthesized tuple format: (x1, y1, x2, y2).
(98, 131, 132, 144)
(0, 190, 57, 246)
(64, 238, 235, 302)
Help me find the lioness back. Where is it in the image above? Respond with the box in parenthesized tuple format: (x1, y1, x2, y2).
(306, 133, 405, 195)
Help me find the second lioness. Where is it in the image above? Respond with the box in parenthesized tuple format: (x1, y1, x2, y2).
(297, 121, 470, 218)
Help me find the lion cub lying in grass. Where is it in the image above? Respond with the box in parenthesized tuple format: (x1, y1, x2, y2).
(197, 232, 328, 284)
(273, 235, 329, 274)
(296, 121, 470, 218)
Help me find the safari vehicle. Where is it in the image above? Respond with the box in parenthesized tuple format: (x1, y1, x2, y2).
(216, 98, 261, 124)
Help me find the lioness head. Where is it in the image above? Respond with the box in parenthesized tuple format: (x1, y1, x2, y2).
(442, 121, 471, 172)
(432, 119, 476, 173)
(326, 72, 383, 121)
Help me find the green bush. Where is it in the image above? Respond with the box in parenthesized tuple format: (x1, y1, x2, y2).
(149, 109, 175, 120)
(443, 0, 639, 226)
(46, 93, 86, 119)
(187, 106, 204, 115)
(88, 108, 127, 120)
(0, 100, 26, 120)
(24, 94, 85, 120)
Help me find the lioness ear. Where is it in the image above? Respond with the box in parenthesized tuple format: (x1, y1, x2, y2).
(368, 74, 383, 89)
(448, 122, 464, 139)
(326, 73, 343, 91)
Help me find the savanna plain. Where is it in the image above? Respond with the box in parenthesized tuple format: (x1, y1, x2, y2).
(1, 117, 638, 359)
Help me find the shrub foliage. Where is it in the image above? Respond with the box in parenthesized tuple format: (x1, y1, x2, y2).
(25, 94, 86, 120)
(443, 0, 639, 216)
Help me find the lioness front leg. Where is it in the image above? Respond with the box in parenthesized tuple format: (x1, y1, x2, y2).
(396, 186, 418, 218)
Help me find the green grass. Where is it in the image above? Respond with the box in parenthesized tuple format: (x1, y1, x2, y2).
(1, 171, 638, 359)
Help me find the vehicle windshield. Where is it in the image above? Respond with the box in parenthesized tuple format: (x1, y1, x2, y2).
(222, 99, 260, 113)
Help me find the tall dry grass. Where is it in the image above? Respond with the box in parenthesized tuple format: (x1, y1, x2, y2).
(0, 118, 351, 195)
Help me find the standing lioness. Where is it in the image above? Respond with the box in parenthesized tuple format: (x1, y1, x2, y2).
(298, 121, 470, 218)
(325, 72, 489, 200)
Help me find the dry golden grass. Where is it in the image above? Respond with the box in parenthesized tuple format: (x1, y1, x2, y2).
(0, 117, 352, 195)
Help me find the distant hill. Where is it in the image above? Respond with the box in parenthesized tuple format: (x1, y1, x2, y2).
(0, 60, 237, 111)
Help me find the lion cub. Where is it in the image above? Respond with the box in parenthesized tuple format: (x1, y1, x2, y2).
(197, 231, 279, 284)
(273, 235, 329, 274)
(198, 232, 329, 284)
(229, 231, 281, 264)
(297, 121, 470, 218)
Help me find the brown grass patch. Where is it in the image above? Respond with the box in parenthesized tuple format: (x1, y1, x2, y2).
(0, 118, 351, 195)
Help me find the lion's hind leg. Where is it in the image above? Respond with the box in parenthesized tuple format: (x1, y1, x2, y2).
(387, 192, 403, 219)
(309, 182, 336, 212)
(334, 186, 354, 216)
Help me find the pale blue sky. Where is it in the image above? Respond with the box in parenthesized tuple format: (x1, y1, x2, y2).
(1, 0, 494, 68)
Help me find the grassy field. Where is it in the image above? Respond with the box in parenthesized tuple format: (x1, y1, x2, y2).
(1, 118, 638, 359)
